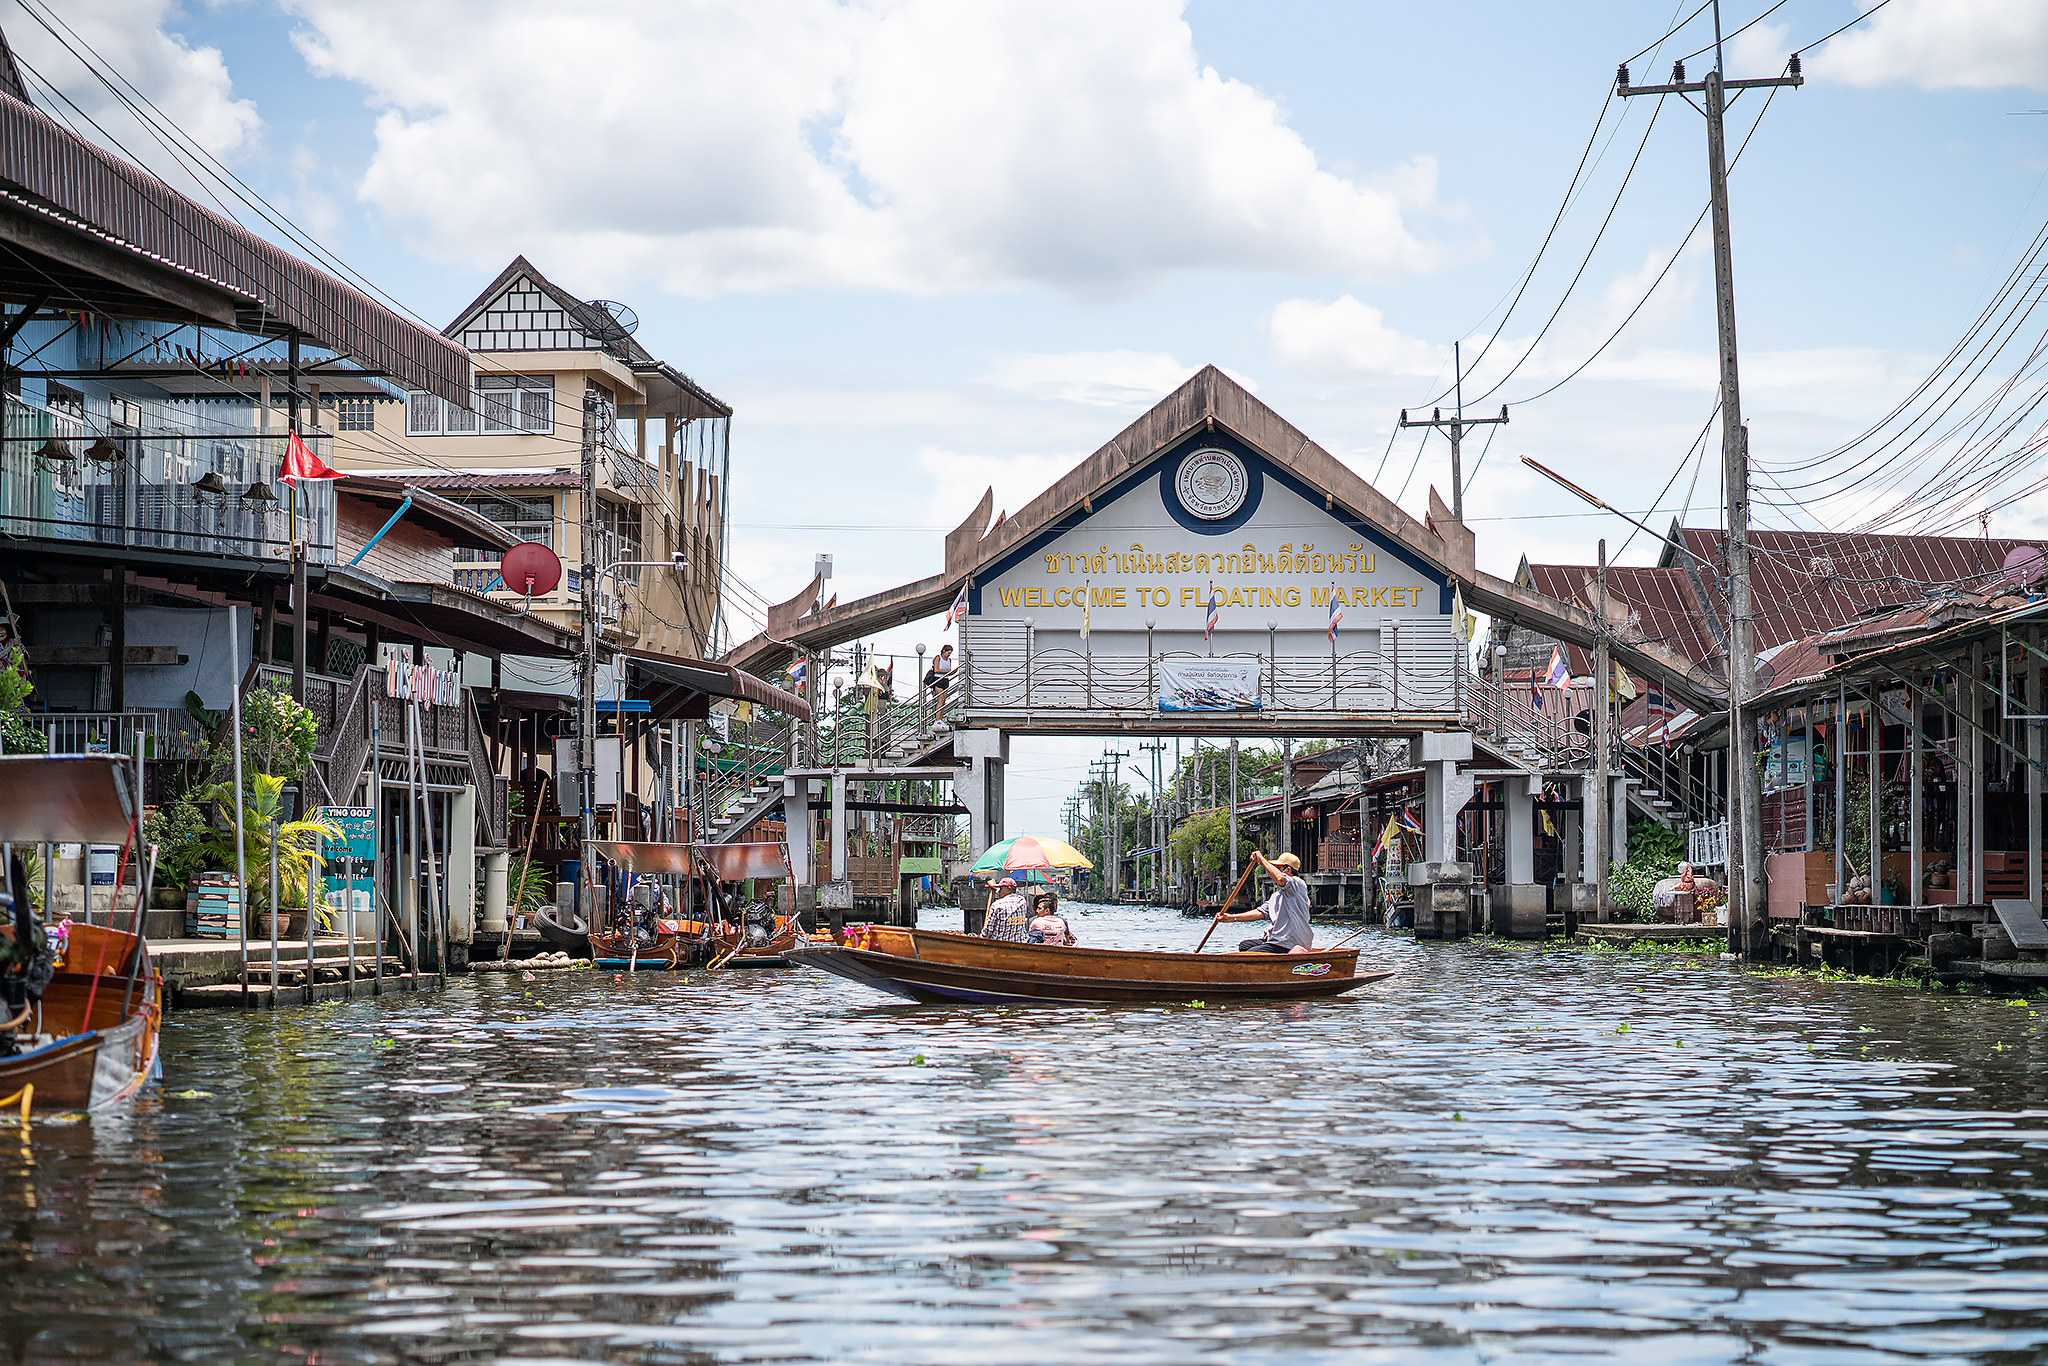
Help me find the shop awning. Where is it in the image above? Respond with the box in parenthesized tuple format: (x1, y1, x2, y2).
(625, 647, 810, 722)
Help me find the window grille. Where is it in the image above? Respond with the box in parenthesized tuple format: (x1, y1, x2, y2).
(407, 391, 441, 435)
(337, 396, 375, 431)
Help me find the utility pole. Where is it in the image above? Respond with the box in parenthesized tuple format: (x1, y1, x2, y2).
(1227, 738, 1240, 899)
(1593, 539, 1611, 919)
(579, 388, 601, 934)
(1399, 341, 1508, 522)
(1280, 737, 1293, 865)
(1101, 746, 1129, 902)
(1618, 6, 1802, 953)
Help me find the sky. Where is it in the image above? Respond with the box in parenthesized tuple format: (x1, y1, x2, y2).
(13, 0, 2048, 836)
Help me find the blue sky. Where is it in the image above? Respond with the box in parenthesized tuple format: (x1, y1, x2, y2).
(15, 0, 2048, 833)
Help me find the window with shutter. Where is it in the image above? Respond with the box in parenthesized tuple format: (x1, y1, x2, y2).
(520, 387, 553, 433)
(406, 391, 441, 435)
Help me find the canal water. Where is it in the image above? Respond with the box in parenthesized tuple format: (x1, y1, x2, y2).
(6, 903, 2047, 1364)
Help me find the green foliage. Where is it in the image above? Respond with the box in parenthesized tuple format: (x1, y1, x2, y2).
(511, 857, 553, 912)
(1170, 809, 1259, 880)
(1629, 820, 1685, 868)
(192, 773, 340, 913)
(0, 656, 32, 713)
(1608, 859, 1661, 919)
(203, 681, 318, 786)
(143, 801, 212, 889)
(1828, 773, 1908, 875)
(0, 710, 45, 754)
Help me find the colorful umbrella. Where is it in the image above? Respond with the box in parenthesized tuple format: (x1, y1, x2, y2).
(971, 834, 1093, 874)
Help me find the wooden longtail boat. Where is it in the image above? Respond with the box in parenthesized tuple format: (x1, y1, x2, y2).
(588, 841, 795, 970)
(0, 757, 163, 1115)
(0, 924, 160, 1110)
(794, 925, 1393, 1005)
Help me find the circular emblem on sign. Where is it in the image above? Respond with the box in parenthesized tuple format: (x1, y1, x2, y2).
(1174, 449, 1248, 521)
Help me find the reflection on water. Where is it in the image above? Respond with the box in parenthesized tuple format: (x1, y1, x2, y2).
(4, 904, 2047, 1364)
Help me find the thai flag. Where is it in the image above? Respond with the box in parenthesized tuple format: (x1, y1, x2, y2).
(1205, 587, 1220, 642)
(944, 581, 968, 629)
(1398, 806, 1425, 835)
(1326, 586, 1342, 644)
(1545, 645, 1570, 690)
(1646, 688, 1674, 718)
(789, 657, 807, 688)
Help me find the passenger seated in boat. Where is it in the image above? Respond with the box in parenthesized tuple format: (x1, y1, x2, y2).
(980, 878, 1031, 942)
(1026, 893, 1075, 947)
(1211, 851, 1312, 953)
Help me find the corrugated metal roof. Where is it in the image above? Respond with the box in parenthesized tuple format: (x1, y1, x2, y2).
(1672, 527, 2046, 651)
(1523, 562, 1719, 677)
(0, 90, 471, 403)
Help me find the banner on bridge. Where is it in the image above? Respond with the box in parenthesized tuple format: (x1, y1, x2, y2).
(1158, 658, 1261, 712)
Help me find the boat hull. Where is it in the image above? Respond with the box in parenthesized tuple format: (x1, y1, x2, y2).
(0, 955, 161, 1112)
(793, 927, 1391, 1005)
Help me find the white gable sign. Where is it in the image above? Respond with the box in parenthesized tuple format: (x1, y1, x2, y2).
(967, 436, 1451, 661)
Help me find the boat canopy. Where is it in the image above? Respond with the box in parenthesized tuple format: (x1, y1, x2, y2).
(600, 841, 792, 881)
(0, 756, 137, 844)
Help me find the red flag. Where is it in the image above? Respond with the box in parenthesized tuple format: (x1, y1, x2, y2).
(280, 430, 342, 483)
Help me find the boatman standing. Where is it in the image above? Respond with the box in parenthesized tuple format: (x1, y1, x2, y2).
(1212, 851, 1312, 953)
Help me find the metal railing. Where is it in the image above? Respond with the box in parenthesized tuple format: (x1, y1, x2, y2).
(968, 648, 1461, 714)
(1, 397, 336, 562)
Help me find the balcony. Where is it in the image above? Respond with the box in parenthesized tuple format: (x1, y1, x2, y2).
(0, 397, 336, 565)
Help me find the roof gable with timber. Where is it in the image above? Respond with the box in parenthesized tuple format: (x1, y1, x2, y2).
(731, 365, 1722, 708)
(944, 366, 1472, 610)
(444, 256, 731, 419)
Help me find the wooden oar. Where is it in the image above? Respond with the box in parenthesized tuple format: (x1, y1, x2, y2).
(1195, 860, 1261, 952)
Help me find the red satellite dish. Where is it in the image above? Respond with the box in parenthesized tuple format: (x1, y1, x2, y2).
(2002, 545, 2046, 590)
(500, 541, 562, 596)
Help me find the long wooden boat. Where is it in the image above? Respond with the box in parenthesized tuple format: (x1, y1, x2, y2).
(590, 918, 712, 970)
(794, 925, 1392, 1005)
(0, 756, 164, 1115)
(707, 912, 804, 968)
(0, 923, 160, 1111)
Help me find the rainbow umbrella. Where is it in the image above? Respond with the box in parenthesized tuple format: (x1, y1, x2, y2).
(971, 835, 1093, 875)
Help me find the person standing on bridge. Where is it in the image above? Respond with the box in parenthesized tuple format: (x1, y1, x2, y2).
(925, 644, 955, 713)
(1212, 851, 1312, 953)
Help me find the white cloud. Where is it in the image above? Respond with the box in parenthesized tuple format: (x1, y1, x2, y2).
(1814, 0, 2048, 92)
(3, 0, 260, 158)
(1267, 295, 1447, 378)
(283, 0, 1457, 299)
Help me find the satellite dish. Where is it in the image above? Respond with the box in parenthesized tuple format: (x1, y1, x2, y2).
(584, 299, 639, 344)
(2002, 544, 2046, 589)
(500, 541, 563, 597)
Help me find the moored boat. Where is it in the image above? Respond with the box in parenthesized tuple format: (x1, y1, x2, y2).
(0, 756, 163, 1115)
(794, 925, 1391, 1005)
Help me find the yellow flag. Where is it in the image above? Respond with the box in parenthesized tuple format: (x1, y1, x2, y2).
(1612, 663, 1637, 703)
(1452, 584, 1470, 643)
(1081, 604, 1091, 642)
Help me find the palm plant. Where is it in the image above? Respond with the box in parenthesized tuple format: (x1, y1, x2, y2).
(195, 773, 341, 914)
(512, 857, 553, 913)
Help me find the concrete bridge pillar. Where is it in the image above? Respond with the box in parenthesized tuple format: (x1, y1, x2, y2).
(953, 729, 1008, 858)
(1411, 732, 1475, 939)
(1505, 773, 1537, 884)
(782, 776, 812, 890)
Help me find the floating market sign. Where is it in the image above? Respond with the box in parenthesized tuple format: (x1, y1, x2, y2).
(967, 437, 1454, 664)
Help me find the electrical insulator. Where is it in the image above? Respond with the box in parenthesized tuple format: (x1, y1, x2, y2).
(1433, 407, 1442, 422)
(1672, 60, 1685, 83)
(1788, 53, 1802, 77)
(1616, 63, 1630, 90)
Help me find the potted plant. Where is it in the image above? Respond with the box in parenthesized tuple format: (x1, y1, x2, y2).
(193, 773, 339, 939)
